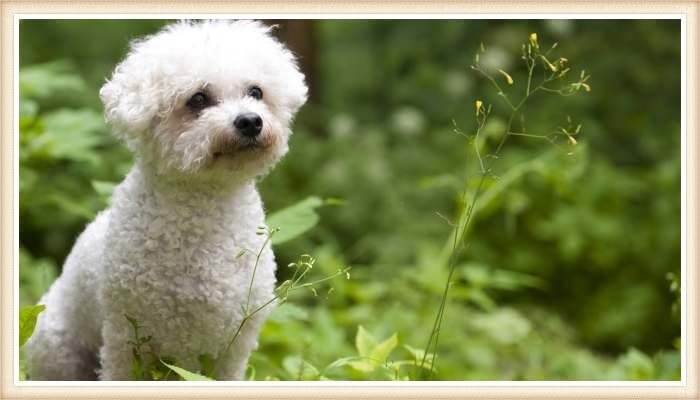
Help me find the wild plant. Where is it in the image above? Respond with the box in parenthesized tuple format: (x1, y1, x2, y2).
(417, 32, 590, 379)
(210, 228, 350, 379)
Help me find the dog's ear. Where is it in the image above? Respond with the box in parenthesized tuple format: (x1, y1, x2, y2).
(99, 56, 160, 148)
(288, 77, 309, 116)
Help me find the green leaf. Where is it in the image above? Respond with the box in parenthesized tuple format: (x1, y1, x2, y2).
(38, 109, 105, 162)
(161, 361, 214, 381)
(19, 98, 38, 120)
(245, 365, 256, 381)
(324, 356, 359, 370)
(369, 333, 398, 365)
(466, 288, 496, 311)
(19, 60, 88, 101)
(348, 360, 376, 373)
(19, 304, 45, 347)
(92, 180, 117, 196)
(403, 345, 435, 367)
(92, 180, 117, 201)
(266, 196, 323, 245)
(19, 350, 28, 381)
(282, 356, 320, 380)
(619, 348, 655, 380)
(268, 303, 309, 323)
(150, 368, 165, 380)
(471, 308, 532, 344)
(355, 325, 377, 357)
(198, 353, 215, 378)
(391, 359, 434, 371)
(45, 193, 96, 219)
(131, 353, 143, 380)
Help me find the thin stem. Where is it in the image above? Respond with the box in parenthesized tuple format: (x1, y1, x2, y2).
(538, 86, 580, 96)
(525, 61, 534, 97)
(213, 295, 279, 376)
(245, 234, 272, 314)
(214, 230, 273, 376)
(493, 70, 560, 157)
(419, 175, 486, 378)
(506, 131, 557, 143)
(493, 112, 517, 156)
(471, 66, 516, 111)
(213, 265, 348, 377)
(421, 37, 585, 381)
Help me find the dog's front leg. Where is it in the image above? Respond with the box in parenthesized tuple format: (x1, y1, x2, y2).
(98, 320, 135, 380)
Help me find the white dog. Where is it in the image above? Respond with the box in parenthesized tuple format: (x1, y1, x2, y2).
(25, 20, 307, 380)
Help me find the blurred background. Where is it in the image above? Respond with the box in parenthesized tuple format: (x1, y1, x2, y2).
(19, 19, 681, 380)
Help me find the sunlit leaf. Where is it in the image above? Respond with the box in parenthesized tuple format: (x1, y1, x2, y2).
(266, 196, 324, 245)
(355, 325, 376, 357)
(19, 304, 45, 347)
(369, 333, 398, 365)
(348, 360, 375, 373)
(161, 361, 214, 381)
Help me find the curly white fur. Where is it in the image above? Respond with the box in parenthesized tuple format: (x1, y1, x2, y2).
(25, 20, 307, 381)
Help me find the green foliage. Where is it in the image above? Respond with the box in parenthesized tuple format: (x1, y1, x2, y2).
(19, 20, 680, 381)
(18, 301, 46, 379)
(282, 356, 321, 380)
(19, 59, 132, 266)
(19, 304, 45, 347)
(19, 248, 57, 308)
(266, 196, 324, 244)
(20, 61, 89, 102)
(252, 325, 432, 381)
(351, 326, 398, 372)
(125, 314, 166, 380)
(161, 361, 214, 381)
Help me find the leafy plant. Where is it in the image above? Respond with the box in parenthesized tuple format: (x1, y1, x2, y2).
(271, 326, 434, 381)
(418, 32, 588, 378)
(266, 196, 325, 245)
(161, 361, 214, 381)
(324, 326, 434, 380)
(19, 304, 45, 347)
(208, 246, 349, 379)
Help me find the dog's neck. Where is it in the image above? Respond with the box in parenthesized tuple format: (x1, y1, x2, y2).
(126, 159, 260, 207)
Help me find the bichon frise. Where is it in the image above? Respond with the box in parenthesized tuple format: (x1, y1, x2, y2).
(25, 20, 307, 381)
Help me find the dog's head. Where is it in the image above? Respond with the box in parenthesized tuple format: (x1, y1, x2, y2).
(100, 20, 308, 182)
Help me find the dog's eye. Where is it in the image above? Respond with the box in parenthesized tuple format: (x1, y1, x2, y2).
(247, 86, 263, 100)
(186, 92, 210, 111)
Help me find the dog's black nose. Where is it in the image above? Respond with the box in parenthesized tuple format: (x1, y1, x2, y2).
(234, 113, 263, 137)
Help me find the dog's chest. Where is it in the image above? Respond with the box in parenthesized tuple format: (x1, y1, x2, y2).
(102, 180, 275, 314)
(100, 183, 277, 362)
